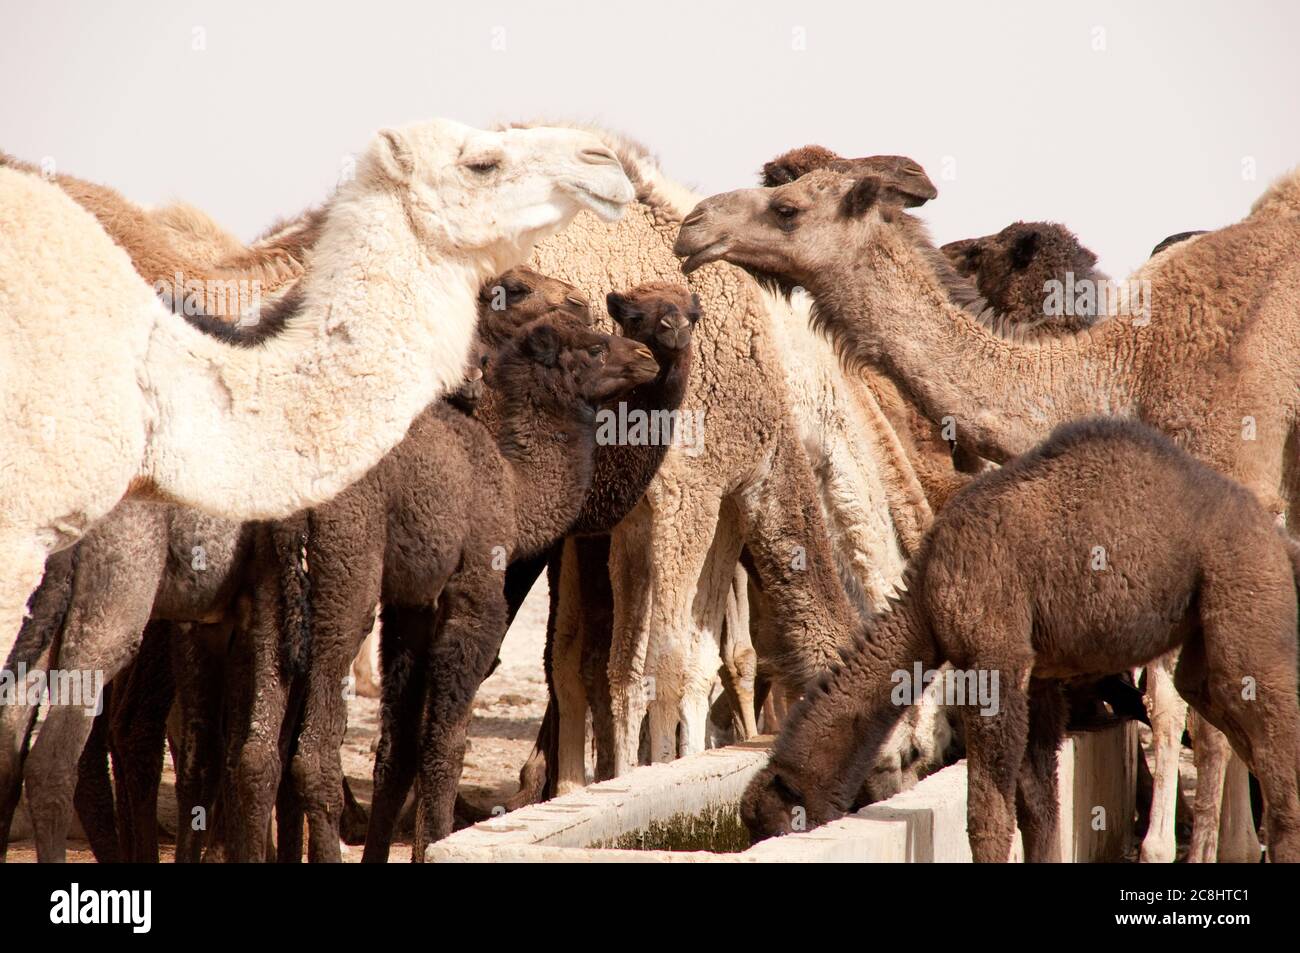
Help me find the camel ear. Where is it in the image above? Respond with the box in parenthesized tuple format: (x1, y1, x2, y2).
(375, 128, 416, 183)
(688, 293, 702, 323)
(1010, 231, 1040, 270)
(841, 175, 883, 218)
(879, 160, 939, 208)
(606, 292, 631, 327)
(523, 323, 561, 367)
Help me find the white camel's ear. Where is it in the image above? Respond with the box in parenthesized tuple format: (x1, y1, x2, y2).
(375, 128, 416, 183)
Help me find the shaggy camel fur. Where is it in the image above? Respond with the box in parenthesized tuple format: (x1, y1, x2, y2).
(676, 166, 1300, 861)
(533, 284, 701, 797)
(941, 222, 1106, 331)
(313, 315, 655, 858)
(0, 120, 633, 689)
(742, 419, 1300, 863)
(6, 502, 251, 862)
(524, 127, 944, 781)
(760, 146, 971, 511)
(0, 152, 302, 314)
(226, 315, 658, 863)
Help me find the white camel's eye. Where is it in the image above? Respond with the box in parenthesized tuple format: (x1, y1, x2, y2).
(466, 159, 501, 174)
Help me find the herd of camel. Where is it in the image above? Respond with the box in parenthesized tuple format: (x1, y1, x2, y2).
(0, 118, 1297, 864)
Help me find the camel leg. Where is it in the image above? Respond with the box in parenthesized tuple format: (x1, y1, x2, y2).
(1177, 577, 1300, 864)
(961, 665, 1030, 863)
(1, 546, 76, 860)
(73, 697, 121, 863)
(607, 503, 655, 774)
(362, 604, 432, 863)
(411, 568, 506, 860)
(285, 513, 383, 864)
(551, 539, 589, 795)
(1217, 754, 1262, 862)
(717, 566, 758, 740)
(25, 666, 128, 862)
(108, 620, 174, 862)
(171, 619, 230, 863)
(0, 530, 49, 686)
(1015, 680, 1067, 863)
(1140, 653, 1186, 863)
(1186, 710, 1227, 862)
(0, 535, 55, 857)
(574, 536, 618, 783)
(23, 553, 162, 862)
(226, 557, 290, 863)
(660, 502, 745, 763)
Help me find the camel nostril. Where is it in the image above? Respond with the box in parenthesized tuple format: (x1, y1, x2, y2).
(580, 147, 620, 167)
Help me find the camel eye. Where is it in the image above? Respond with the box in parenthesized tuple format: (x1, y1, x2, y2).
(587, 344, 606, 357)
(773, 204, 799, 219)
(466, 158, 501, 174)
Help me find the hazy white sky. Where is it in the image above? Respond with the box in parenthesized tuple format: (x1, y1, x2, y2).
(3, 0, 1297, 277)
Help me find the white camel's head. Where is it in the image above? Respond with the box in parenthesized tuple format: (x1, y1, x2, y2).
(360, 119, 634, 262)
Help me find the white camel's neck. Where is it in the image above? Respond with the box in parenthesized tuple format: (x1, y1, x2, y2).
(140, 185, 491, 519)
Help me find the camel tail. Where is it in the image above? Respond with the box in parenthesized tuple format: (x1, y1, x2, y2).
(6, 547, 78, 672)
(265, 517, 314, 679)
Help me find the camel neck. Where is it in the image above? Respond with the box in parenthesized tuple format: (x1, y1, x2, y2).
(140, 183, 490, 519)
(568, 348, 693, 535)
(773, 592, 938, 815)
(806, 228, 1145, 463)
(496, 401, 598, 560)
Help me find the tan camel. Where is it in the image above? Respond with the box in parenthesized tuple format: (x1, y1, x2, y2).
(675, 165, 1300, 862)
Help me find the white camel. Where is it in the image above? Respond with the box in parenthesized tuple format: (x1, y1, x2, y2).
(0, 119, 633, 678)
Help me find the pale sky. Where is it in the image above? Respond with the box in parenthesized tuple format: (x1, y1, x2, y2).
(3, 0, 1297, 277)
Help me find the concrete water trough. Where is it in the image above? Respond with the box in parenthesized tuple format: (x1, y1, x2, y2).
(428, 723, 1137, 862)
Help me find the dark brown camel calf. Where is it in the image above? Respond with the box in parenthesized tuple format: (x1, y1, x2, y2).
(742, 419, 1300, 863)
(224, 311, 658, 862)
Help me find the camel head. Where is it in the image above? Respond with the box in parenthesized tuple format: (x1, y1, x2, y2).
(477, 266, 592, 349)
(358, 119, 634, 263)
(760, 145, 938, 207)
(490, 317, 660, 416)
(941, 221, 1099, 317)
(674, 169, 903, 290)
(606, 281, 700, 356)
(740, 764, 840, 842)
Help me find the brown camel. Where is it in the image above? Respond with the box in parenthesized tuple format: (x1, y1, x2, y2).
(511, 283, 700, 801)
(741, 418, 1300, 863)
(941, 221, 1106, 331)
(0, 151, 303, 315)
(675, 164, 1300, 862)
(224, 310, 657, 863)
(674, 164, 1299, 525)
